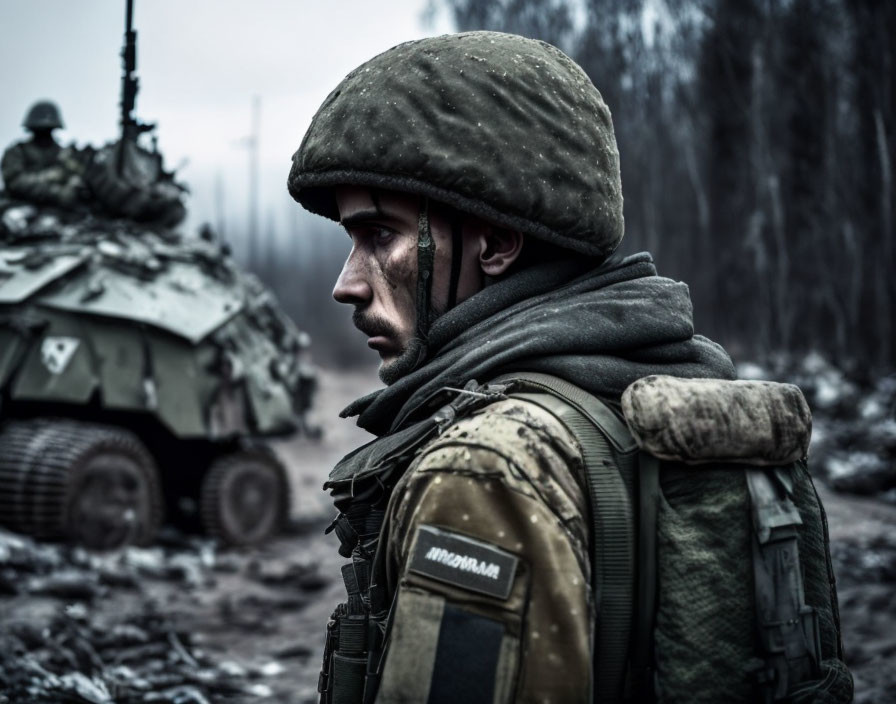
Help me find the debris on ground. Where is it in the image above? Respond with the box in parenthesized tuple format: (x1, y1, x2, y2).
(0, 526, 336, 703)
(738, 354, 896, 500)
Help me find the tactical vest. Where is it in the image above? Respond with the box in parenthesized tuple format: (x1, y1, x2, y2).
(317, 373, 852, 703)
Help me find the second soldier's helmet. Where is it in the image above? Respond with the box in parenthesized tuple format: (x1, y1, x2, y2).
(23, 100, 64, 131)
(288, 31, 624, 260)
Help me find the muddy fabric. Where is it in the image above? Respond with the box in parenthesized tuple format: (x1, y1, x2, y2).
(289, 31, 623, 259)
(652, 459, 852, 703)
(652, 463, 755, 703)
(377, 589, 445, 702)
(621, 375, 811, 465)
(342, 252, 736, 437)
(377, 398, 593, 703)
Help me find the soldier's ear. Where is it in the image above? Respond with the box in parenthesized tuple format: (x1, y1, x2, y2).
(478, 227, 524, 276)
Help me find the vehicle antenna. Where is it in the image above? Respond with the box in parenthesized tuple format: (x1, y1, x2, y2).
(118, 0, 154, 173)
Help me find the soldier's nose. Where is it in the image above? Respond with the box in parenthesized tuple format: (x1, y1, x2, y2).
(333, 257, 372, 306)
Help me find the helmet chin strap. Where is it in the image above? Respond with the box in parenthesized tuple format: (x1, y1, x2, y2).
(415, 198, 436, 343)
(446, 214, 463, 310)
(412, 199, 464, 365)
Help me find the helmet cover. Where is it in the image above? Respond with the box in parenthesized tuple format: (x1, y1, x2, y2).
(288, 31, 624, 259)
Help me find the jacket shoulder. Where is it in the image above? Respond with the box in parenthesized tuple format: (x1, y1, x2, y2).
(393, 396, 590, 562)
(1, 141, 27, 170)
(379, 396, 595, 701)
(419, 396, 583, 479)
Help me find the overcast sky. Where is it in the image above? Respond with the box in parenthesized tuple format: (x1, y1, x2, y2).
(0, 0, 453, 247)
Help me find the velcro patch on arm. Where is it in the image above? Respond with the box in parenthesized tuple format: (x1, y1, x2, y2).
(428, 604, 505, 704)
(408, 525, 519, 600)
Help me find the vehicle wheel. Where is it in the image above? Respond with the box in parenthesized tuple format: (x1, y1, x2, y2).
(0, 420, 163, 549)
(200, 448, 289, 546)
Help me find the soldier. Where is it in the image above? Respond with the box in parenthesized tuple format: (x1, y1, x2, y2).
(1, 101, 88, 208)
(289, 33, 850, 703)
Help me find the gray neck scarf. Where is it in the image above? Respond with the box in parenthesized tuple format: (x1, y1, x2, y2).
(343, 252, 736, 437)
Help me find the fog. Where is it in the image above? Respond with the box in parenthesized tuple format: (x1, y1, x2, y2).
(0, 0, 451, 243)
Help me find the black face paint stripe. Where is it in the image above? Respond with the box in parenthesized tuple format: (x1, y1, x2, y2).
(447, 214, 463, 311)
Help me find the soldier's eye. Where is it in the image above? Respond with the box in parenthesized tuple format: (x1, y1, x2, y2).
(367, 225, 396, 244)
(344, 223, 398, 248)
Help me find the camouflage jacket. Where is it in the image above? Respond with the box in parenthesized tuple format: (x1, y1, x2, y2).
(320, 255, 739, 703)
(0, 139, 85, 207)
(373, 396, 593, 703)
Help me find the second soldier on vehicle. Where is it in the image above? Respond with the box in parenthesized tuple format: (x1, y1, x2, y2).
(1, 101, 90, 209)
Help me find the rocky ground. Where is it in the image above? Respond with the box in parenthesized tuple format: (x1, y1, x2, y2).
(0, 362, 894, 703)
(817, 484, 896, 703)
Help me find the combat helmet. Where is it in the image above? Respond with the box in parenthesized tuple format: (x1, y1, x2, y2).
(288, 31, 623, 337)
(23, 100, 64, 131)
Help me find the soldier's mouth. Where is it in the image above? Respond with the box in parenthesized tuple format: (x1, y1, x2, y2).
(366, 335, 391, 351)
(353, 311, 399, 352)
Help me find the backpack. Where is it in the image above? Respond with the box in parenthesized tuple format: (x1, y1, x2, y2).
(496, 372, 853, 704)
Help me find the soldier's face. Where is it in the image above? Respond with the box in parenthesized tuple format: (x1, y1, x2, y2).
(333, 187, 486, 381)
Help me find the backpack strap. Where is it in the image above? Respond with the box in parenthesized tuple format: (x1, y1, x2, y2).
(630, 452, 659, 701)
(492, 372, 653, 703)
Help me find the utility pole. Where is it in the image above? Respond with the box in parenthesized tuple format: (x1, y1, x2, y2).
(214, 170, 227, 241)
(247, 95, 260, 272)
(235, 96, 261, 269)
(264, 209, 276, 284)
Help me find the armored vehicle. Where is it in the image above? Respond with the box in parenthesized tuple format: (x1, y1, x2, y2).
(0, 0, 318, 549)
(0, 198, 317, 549)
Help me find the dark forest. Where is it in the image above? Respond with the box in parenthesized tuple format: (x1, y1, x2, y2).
(270, 0, 896, 375)
(444, 0, 895, 372)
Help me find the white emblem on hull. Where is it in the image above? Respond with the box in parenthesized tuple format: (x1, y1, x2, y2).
(41, 337, 80, 375)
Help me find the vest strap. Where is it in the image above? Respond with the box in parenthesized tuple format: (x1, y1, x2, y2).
(495, 372, 641, 704)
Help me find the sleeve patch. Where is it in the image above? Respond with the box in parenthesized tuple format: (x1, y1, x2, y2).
(408, 525, 519, 600)
(428, 604, 504, 704)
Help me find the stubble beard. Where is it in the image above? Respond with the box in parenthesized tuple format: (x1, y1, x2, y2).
(378, 337, 427, 385)
(355, 306, 441, 386)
